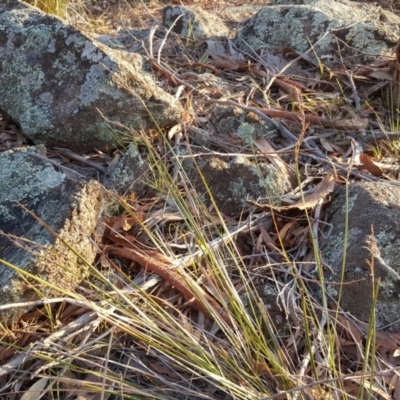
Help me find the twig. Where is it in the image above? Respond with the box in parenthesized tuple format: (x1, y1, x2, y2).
(0, 297, 95, 312)
(52, 148, 107, 174)
(261, 366, 400, 400)
(25, 153, 86, 179)
(0, 310, 99, 378)
(107, 244, 234, 327)
(157, 15, 182, 64)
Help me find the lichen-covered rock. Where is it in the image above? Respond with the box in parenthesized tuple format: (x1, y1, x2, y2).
(0, 146, 103, 322)
(321, 182, 400, 332)
(241, 283, 290, 335)
(234, 0, 400, 66)
(104, 143, 149, 196)
(183, 155, 292, 214)
(217, 5, 265, 21)
(0, 1, 182, 152)
(162, 6, 230, 39)
(210, 105, 277, 146)
(188, 73, 232, 97)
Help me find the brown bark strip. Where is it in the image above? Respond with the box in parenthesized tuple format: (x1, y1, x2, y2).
(149, 59, 178, 85)
(107, 245, 233, 327)
(204, 99, 367, 131)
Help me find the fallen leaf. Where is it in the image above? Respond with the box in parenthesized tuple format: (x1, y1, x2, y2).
(254, 137, 295, 187)
(205, 38, 243, 61)
(360, 153, 383, 176)
(320, 138, 335, 152)
(248, 174, 335, 211)
(350, 377, 392, 400)
(257, 107, 368, 131)
(376, 330, 400, 351)
(20, 378, 49, 400)
(148, 361, 181, 378)
(274, 78, 304, 101)
(368, 70, 393, 81)
(278, 221, 296, 240)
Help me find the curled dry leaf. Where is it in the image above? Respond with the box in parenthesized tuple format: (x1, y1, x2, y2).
(209, 56, 267, 77)
(274, 78, 303, 102)
(167, 124, 182, 141)
(248, 174, 335, 212)
(359, 153, 383, 177)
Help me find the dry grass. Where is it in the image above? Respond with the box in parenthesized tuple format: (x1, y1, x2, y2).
(2, 0, 400, 399)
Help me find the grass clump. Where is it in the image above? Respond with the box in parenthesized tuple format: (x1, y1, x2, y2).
(0, 132, 389, 399)
(2, 0, 400, 399)
(27, 0, 70, 18)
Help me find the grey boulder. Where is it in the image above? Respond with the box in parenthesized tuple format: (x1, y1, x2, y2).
(234, 0, 400, 66)
(0, 1, 182, 152)
(321, 182, 400, 332)
(162, 6, 230, 39)
(0, 146, 103, 322)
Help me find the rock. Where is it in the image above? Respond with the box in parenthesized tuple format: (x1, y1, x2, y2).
(104, 143, 149, 197)
(217, 5, 265, 22)
(187, 126, 212, 147)
(210, 105, 277, 146)
(183, 155, 292, 214)
(182, 104, 289, 214)
(0, 146, 103, 322)
(321, 182, 400, 332)
(0, 1, 182, 152)
(241, 283, 290, 335)
(94, 34, 125, 50)
(188, 73, 232, 97)
(234, 0, 400, 66)
(162, 6, 230, 39)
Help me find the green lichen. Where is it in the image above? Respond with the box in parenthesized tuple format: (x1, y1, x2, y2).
(326, 285, 338, 297)
(227, 178, 247, 202)
(341, 190, 358, 213)
(376, 230, 396, 243)
(236, 124, 257, 146)
(0, 1, 182, 151)
(0, 147, 65, 222)
(234, 0, 400, 63)
(263, 285, 278, 296)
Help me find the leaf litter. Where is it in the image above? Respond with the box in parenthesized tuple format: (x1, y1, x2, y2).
(2, 0, 400, 399)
